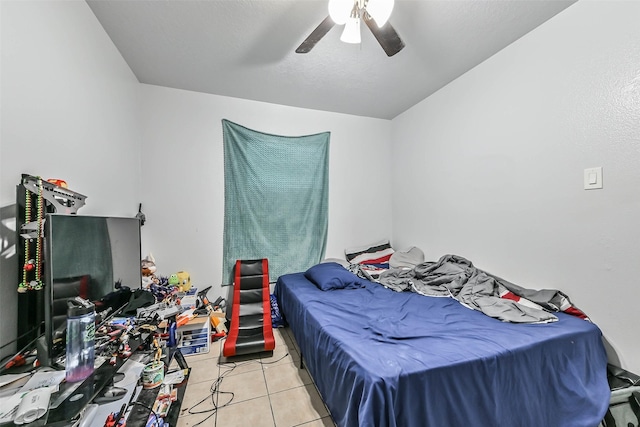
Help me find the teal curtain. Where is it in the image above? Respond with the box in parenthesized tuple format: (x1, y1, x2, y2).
(222, 120, 330, 285)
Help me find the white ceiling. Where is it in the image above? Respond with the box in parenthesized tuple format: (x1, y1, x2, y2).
(86, 0, 577, 120)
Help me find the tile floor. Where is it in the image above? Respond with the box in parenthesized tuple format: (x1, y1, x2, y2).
(175, 327, 337, 427)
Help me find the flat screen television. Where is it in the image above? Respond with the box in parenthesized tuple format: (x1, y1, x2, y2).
(43, 214, 142, 366)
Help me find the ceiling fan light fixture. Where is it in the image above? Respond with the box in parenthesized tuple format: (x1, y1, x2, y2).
(366, 0, 394, 27)
(297, 0, 403, 56)
(340, 16, 361, 44)
(328, 0, 353, 25)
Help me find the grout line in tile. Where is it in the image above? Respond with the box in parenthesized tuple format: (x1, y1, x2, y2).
(262, 358, 279, 427)
(180, 328, 335, 427)
(290, 417, 327, 427)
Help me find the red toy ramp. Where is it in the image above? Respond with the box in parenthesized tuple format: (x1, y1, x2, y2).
(223, 259, 275, 357)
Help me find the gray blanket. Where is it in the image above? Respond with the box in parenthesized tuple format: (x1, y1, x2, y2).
(378, 254, 586, 323)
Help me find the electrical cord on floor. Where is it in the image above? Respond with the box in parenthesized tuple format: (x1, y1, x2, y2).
(257, 353, 290, 365)
(186, 351, 291, 427)
(187, 362, 238, 426)
(183, 336, 233, 426)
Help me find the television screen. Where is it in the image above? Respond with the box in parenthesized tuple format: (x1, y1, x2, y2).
(43, 214, 142, 364)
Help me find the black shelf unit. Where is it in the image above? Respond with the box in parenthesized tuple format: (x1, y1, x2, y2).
(15, 174, 87, 350)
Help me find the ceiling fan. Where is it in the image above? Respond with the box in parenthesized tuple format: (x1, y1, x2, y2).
(296, 0, 405, 57)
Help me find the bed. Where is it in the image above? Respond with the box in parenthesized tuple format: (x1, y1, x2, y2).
(274, 259, 610, 427)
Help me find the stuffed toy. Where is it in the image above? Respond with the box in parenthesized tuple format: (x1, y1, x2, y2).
(141, 254, 158, 289)
(168, 273, 179, 287)
(168, 271, 192, 292)
(176, 271, 191, 291)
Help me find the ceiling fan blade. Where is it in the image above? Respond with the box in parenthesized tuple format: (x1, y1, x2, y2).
(363, 12, 405, 57)
(296, 15, 335, 54)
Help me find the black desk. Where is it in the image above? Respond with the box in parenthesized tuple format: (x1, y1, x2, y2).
(0, 360, 122, 427)
(126, 346, 190, 427)
(126, 368, 190, 427)
(46, 362, 121, 426)
(0, 339, 189, 426)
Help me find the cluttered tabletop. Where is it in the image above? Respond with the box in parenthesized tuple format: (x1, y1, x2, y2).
(0, 282, 225, 427)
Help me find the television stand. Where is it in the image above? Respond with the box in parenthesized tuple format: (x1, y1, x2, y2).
(125, 347, 190, 427)
(1, 335, 190, 427)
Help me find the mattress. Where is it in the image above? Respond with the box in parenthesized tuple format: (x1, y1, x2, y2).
(274, 271, 610, 427)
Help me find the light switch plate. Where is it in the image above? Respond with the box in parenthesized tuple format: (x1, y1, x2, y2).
(584, 167, 603, 190)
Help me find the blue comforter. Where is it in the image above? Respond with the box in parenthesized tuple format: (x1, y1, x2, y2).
(275, 271, 610, 427)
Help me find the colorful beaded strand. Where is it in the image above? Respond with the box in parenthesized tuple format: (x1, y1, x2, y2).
(33, 177, 44, 290)
(18, 186, 31, 293)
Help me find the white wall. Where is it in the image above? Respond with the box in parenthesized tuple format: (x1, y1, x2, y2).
(139, 84, 393, 298)
(0, 0, 140, 357)
(4, 0, 636, 377)
(0, 0, 393, 358)
(391, 0, 640, 373)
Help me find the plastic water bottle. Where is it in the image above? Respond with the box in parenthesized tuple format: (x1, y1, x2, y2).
(168, 318, 177, 347)
(65, 297, 96, 382)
